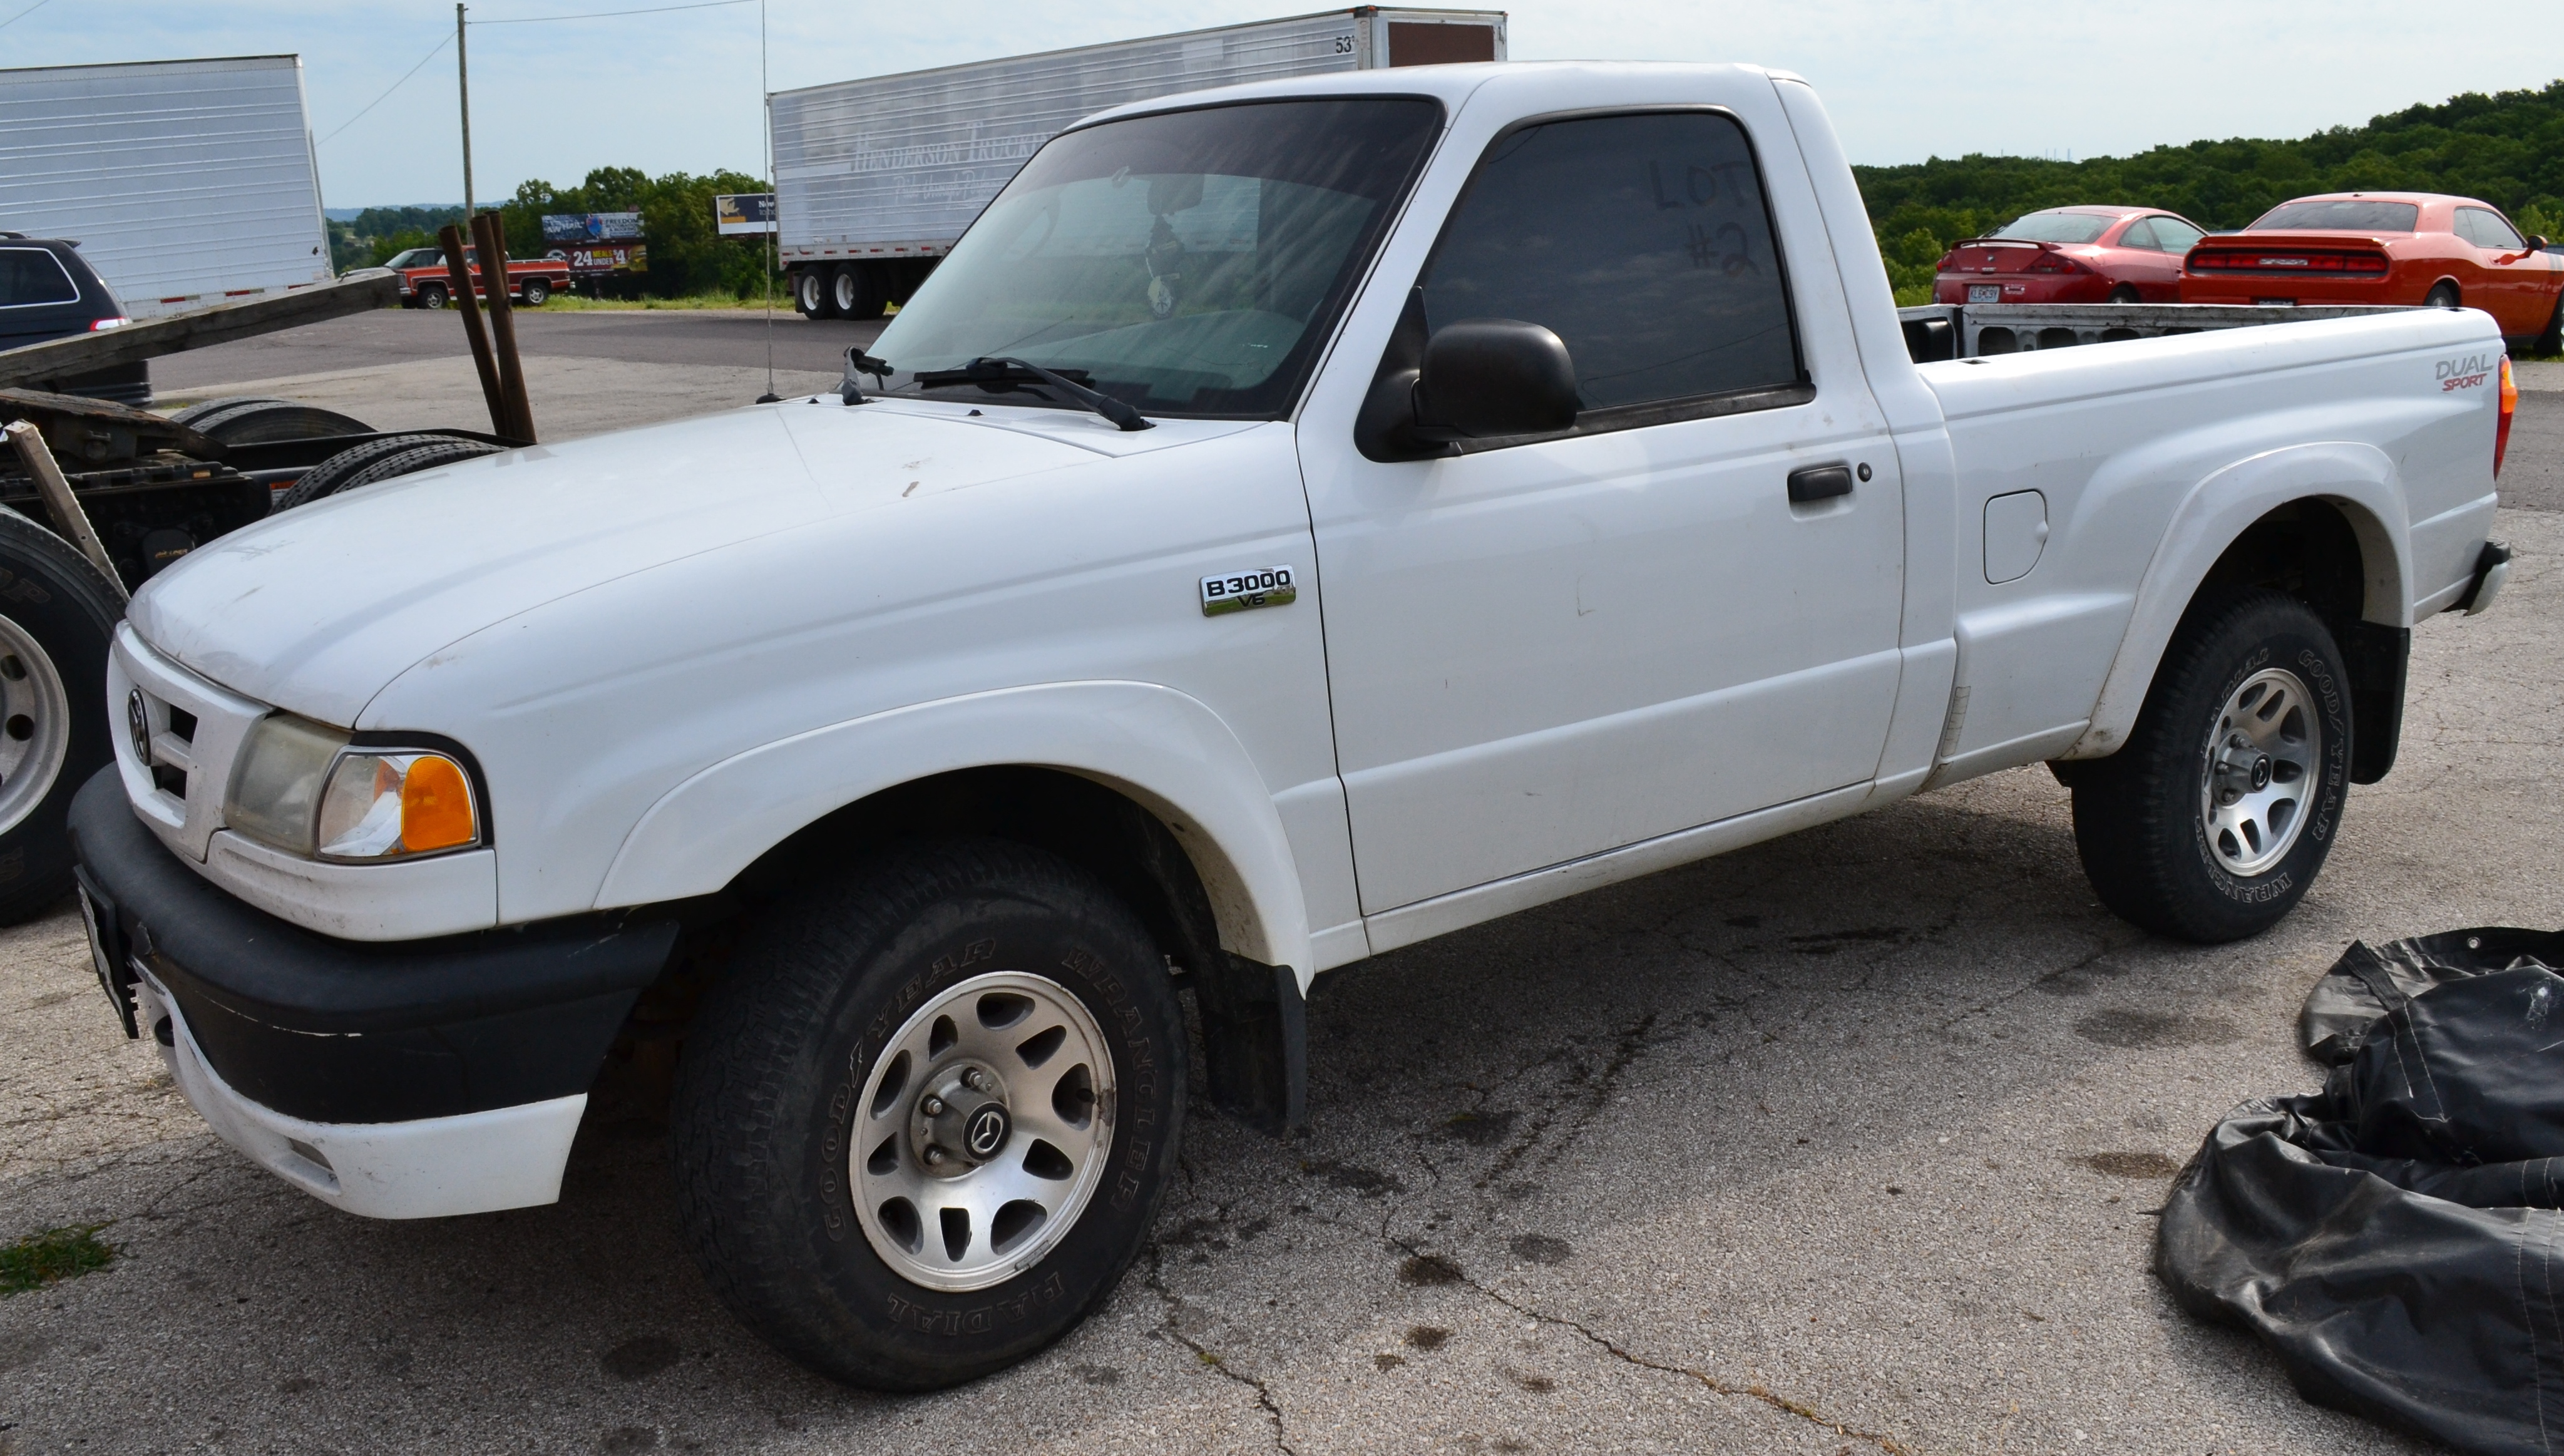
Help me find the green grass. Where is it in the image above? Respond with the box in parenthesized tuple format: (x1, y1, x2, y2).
(0, 1225, 114, 1295)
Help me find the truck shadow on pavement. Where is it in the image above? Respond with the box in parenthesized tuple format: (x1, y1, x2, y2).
(4, 766, 2413, 1453)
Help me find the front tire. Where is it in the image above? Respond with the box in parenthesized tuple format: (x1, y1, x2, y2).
(417, 282, 450, 310)
(673, 840, 1186, 1390)
(0, 511, 121, 924)
(2071, 590, 2352, 942)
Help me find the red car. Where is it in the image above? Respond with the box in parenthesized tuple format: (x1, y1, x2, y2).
(2180, 192, 2564, 354)
(1932, 206, 2209, 305)
(379, 245, 568, 310)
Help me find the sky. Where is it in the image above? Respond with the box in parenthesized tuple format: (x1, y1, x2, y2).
(6, 1, 2562, 208)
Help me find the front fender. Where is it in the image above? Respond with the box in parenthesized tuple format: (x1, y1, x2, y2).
(593, 680, 1314, 986)
(2066, 441, 2410, 759)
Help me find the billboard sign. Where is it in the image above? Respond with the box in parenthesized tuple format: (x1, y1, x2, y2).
(541, 212, 643, 243)
(717, 193, 777, 236)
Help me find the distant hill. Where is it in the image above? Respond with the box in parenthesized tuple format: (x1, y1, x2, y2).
(1858, 79, 2564, 303)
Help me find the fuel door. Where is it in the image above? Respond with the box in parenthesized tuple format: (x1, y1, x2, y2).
(1983, 489, 2048, 584)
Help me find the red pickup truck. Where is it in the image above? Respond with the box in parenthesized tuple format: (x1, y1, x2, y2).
(379, 246, 568, 309)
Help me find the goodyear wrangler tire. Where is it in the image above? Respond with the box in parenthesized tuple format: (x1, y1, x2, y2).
(672, 839, 1186, 1389)
(2071, 589, 2352, 943)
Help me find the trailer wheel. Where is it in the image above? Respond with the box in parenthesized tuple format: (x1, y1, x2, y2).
(275, 434, 500, 511)
(520, 278, 550, 307)
(2070, 589, 2352, 943)
(418, 282, 451, 309)
(672, 839, 1186, 1390)
(833, 265, 885, 320)
(794, 268, 832, 319)
(0, 511, 120, 925)
(169, 397, 374, 443)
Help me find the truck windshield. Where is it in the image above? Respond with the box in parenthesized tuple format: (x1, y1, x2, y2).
(864, 97, 1442, 419)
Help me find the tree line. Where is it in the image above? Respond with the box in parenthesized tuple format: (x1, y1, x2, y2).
(326, 77, 2563, 308)
(326, 167, 777, 299)
(1859, 78, 2564, 303)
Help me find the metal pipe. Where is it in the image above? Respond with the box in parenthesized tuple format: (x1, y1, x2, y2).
(438, 223, 510, 439)
(5, 421, 128, 604)
(469, 211, 536, 444)
(457, 4, 473, 217)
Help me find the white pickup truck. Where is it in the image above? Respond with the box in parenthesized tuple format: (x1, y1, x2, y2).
(69, 63, 2516, 1388)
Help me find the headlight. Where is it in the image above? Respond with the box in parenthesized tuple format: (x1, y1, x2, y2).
(225, 714, 481, 861)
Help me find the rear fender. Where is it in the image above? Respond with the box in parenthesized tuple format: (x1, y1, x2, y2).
(2065, 442, 2409, 759)
(594, 680, 1313, 989)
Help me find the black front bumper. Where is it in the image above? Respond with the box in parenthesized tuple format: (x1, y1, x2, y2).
(68, 768, 677, 1124)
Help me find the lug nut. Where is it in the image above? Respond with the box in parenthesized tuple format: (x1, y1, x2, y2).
(921, 1095, 945, 1117)
(962, 1069, 988, 1093)
(923, 1145, 947, 1166)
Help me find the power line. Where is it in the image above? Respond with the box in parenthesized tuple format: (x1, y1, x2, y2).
(473, 0, 750, 23)
(0, 0, 53, 33)
(319, 33, 454, 145)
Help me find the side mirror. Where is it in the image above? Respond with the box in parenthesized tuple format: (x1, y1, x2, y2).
(2531, 235, 2551, 252)
(1413, 319, 1579, 440)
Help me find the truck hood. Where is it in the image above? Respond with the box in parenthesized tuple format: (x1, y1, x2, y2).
(129, 397, 1227, 726)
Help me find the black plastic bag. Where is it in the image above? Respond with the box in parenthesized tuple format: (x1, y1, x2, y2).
(2160, 929, 2564, 1455)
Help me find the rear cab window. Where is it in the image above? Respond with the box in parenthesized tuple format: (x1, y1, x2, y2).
(1413, 108, 1807, 436)
(1993, 210, 2115, 245)
(0, 247, 81, 309)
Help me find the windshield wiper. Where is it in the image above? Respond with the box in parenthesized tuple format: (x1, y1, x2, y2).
(839, 348, 894, 404)
(909, 356, 1152, 433)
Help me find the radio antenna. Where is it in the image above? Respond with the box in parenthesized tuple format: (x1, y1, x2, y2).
(756, 0, 779, 402)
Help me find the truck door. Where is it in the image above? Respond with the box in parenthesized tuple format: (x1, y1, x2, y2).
(1305, 108, 1907, 915)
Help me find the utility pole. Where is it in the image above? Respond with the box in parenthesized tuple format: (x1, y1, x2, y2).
(456, 3, 474, 215)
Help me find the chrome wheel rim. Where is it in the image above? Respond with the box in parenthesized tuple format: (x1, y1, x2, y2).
(851, 969, 1115, 1292)
(0, 615, 69, 838)
(2200, 665, 2320, 876)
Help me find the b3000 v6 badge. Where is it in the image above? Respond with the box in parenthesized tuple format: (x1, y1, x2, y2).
(1200, 566, 1296, 617)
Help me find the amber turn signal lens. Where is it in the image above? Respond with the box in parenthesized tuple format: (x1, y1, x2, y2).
(400, 754, 476, 853)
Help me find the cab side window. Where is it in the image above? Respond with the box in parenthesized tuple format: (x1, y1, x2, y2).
(1417, 111, 1805, 418)
(2116, 218, 2160, 251)
(0, 248, 80, 309)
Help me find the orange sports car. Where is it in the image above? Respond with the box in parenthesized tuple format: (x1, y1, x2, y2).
(2180, 192, 2563, 354)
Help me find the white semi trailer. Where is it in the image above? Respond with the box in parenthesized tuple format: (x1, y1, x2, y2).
(0, 56, 333, 323)
(770, 7, 1506, 319)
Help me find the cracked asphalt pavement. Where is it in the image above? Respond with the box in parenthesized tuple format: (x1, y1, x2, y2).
(3, 324, 2560, 1454)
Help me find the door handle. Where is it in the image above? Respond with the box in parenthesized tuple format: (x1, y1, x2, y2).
(1788, 463, 1854, 503)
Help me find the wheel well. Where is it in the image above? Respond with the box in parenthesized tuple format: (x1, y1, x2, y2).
(2189, 498, 2408, 784)
(665, 766, 1303, 1131)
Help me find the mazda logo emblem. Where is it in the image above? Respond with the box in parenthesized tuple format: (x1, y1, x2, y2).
(126, 690, 151, 767)
(965, 1104, 1010, 1159)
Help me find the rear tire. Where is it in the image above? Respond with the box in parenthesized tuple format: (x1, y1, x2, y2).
(672, 839, 1186, 1390)
(794, 268, 833, 320)
(833, 264, 884, 320)
(2071, 590, 2352, 942)
(520, 278, 550, 307)
(2108, 285, 2141, 304)
(0, 511, 121, 924)
(2425, 281, 2461, 309)
(275, 433, 501, 511)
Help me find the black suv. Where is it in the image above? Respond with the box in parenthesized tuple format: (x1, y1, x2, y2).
(0, 233, 148, 406)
